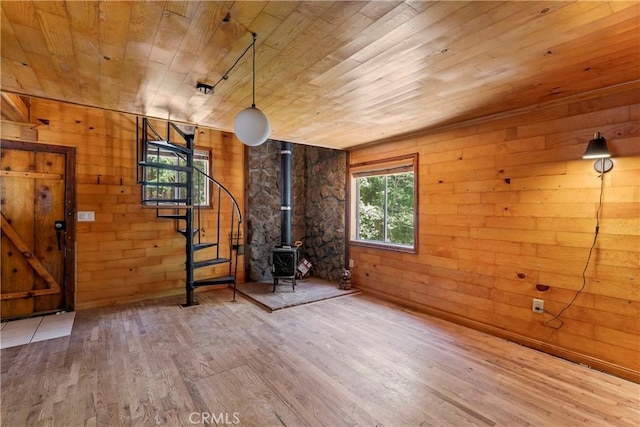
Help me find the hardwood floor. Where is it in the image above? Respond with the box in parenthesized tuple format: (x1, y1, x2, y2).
(1, 290, 638, 426)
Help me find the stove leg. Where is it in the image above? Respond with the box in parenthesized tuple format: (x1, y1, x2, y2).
(273, 278, 278, 292)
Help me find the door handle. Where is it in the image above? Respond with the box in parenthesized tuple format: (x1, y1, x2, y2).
(54, 220, 66, 250)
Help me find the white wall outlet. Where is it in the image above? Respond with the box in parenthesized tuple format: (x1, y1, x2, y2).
(77, 211, 95, 222)
(348, 259, 354, 268)
(532, 298, 544, 313)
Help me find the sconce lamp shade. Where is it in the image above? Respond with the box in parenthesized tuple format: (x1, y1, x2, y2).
(582, 132, 611, 159)
(233, 106, 271, 146)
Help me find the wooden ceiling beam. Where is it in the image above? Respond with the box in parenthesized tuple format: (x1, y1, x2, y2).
(1, 92, 30, 122)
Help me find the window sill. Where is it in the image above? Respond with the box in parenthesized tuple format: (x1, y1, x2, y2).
(349, 239, 416, 254)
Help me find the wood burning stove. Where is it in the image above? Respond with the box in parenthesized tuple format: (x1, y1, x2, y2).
(272, 247, 297, 291)
(272, 141, 297, 291)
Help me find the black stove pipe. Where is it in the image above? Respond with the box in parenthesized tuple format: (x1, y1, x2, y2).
(280, 141, 292, 247)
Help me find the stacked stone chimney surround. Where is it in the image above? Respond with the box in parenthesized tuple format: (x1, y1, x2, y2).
(246, 141, 346, 282)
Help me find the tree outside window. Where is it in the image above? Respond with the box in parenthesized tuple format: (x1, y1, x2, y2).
(351, 155, 417, 251)
(144, 148, 210, 206)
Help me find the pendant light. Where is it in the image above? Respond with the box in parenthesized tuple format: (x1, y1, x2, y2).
(234, 33, 271, 146)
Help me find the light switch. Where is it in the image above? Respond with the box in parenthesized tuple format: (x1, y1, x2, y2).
(77, 211, 95, 222)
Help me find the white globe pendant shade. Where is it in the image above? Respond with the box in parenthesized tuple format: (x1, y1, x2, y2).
(233, 106, 271, 146)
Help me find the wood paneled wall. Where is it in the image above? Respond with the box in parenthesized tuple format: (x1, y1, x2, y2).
(348, 83, 640, 380)
(1, 98, 246, 309)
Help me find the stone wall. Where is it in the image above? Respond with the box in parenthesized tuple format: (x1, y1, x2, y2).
(246, 140, 280, 280)
(291, 145, 307, 248)
(303, 146, 346, 281)
(246, 140, 346, 282)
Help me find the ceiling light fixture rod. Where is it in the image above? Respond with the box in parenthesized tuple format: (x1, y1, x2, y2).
(208, 33, 257, 95)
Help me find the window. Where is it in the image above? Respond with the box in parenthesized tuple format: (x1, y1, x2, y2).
(144, 147, 211, 206)
(350, 154, 417, 251)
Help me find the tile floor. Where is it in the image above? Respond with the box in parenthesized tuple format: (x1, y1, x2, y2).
(0, 311, 75, 349)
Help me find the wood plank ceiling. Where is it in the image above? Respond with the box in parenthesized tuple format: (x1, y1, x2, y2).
(1, 1, 638, 149)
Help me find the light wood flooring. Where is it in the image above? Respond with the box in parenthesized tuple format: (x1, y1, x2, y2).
(1, 290, 638, 426)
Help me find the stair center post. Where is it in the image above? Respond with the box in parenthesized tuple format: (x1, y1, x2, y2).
(185, 134, 196, 306)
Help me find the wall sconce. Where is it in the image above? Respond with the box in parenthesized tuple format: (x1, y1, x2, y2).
(547, 131, 614, 329)
(582, 132, 613, 173)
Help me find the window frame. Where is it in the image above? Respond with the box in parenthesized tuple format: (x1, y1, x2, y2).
(349, 153, 418, 254)
(143, 146, 212, 209)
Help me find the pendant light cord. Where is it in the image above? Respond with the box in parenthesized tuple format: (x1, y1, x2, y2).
(209, 33, 258, 96)
(252, 32, 257, 108)
(544, 163, 605, 329)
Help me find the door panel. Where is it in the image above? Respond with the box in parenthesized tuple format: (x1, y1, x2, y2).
(1, 144, 70, 319)
(1, 149, 36, 317)
(33, 151, 66, 313)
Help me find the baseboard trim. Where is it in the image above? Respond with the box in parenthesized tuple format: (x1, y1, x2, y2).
(75, 284, 230, 310)
(361, 288, 640, 384)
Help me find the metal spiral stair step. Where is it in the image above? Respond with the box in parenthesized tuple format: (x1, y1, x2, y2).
(139, 181, 190, 187)
(194, 242, 217, 251)
(157, 213, 187, 220)
(193, 276, 236, 287)
(138, 161, 192, 172)
(142, 198, 189, 204)
(147, 139, 193, 155)
(193, 258, 230, 269)
(178, 228, 199, 236)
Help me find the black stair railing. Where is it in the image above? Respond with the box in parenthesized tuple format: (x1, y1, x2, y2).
(136, 117, 242, 306)
(189, 164, 243, 304)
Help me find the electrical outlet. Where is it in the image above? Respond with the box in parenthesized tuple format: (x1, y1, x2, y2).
(532, 298, 544, 313)
(348, 259, 354, 268)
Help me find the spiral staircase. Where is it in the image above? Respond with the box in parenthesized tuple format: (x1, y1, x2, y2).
(136, 118, 242, 306)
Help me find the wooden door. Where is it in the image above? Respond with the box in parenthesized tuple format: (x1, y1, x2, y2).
(1, 140, 75, 319)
